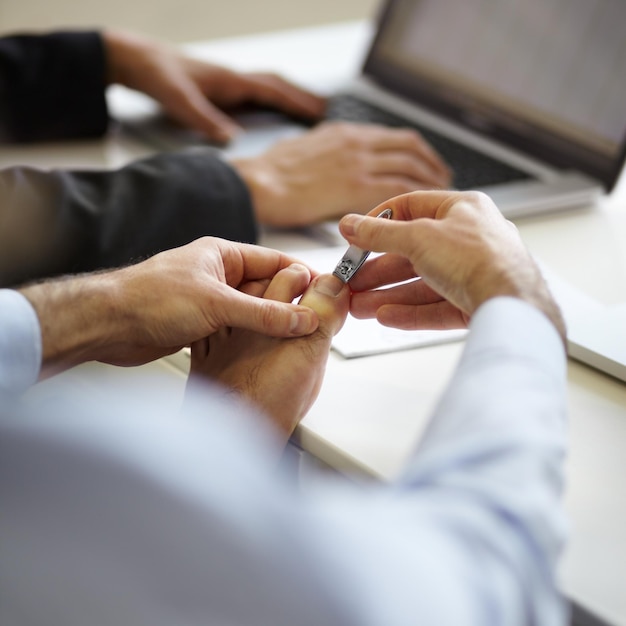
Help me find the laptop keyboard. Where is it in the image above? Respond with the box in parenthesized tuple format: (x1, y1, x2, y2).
(326, 94, 532, 190)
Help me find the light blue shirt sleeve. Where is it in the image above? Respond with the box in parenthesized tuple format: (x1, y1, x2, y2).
(0, 297, 569, 626)
(0, 289, 41, 393)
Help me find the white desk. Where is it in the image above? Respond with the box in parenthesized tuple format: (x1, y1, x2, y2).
(3, 20, 625, 626)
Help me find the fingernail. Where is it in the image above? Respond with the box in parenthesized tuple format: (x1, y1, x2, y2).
(340, 214, 363, 238)
(313, 274, 344, 297)
(290, 310, 316, 335)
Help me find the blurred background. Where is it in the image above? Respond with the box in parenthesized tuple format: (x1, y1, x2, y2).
(0, 0, 379, 43)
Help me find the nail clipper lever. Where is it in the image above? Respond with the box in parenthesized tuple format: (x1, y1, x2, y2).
(332, 208, 393, 283)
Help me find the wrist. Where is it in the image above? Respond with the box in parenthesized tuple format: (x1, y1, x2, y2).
(102, 29, 148, 87)
(516, 289, 567, 347)
(230, 157, 285, 227)
(470, 264, 567, 347)
(19, 273, 126, 379)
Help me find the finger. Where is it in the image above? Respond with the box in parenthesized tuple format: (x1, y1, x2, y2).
(240, 72, 326, 119)
(359, 173, 442, 201)
(338, 190, 465, 252)
(212, 239, 316, 286)
(367, 152, 450, 189)
(219, 288, 319, 337)
(381, 136, 451, 185)
(338, 210, 426, 260)
(350, 279, 442, 319)
(163, 80, 243, 143)
(377, 301, 469, 330)
(262, 264, 312, 303)
(362, 190, 462, 221)
(298, 274, 350, 338)
(189, 337, 210, 362)
(349, 254, 416, 292)
(342, 124, 451, 180)
(239, 279, 271, 298)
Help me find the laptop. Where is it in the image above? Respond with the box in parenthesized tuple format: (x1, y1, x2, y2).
(568, 305, 626, 383)
(324, 0, 626, 219)
(541, 264, 626, 384)
(114, 0, 626, 220)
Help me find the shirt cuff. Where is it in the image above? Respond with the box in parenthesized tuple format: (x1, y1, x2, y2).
(404, 295, 567, 471)
(0, 290, 41, 394)
(465, 296, 566, 374)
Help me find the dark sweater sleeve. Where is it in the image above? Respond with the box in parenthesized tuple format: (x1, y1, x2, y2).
(0, 148, 258, 287)
(0, 31, 109, 142)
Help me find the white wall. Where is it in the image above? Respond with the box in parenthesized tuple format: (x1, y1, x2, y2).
(0, 0, 379, 43)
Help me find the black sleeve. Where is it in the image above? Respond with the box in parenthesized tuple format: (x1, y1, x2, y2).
(0, 148, 258, 287)
(0, 31, 109, 142)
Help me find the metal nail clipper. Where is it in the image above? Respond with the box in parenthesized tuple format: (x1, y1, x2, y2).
(332, 208, 393, 283)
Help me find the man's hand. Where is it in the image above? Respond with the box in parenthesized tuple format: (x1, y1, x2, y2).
(188, 269, 349, 442)
(103, 29, 325, 143)
(341, 190, 566, 341)
(20, 238, 321, 379)
(231, 122, 451, 227)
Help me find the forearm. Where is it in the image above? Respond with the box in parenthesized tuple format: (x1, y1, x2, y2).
(0, 298, 569, 625)
(391, 297, 568, 623)
(239, 298, 569, 625)
(0, 150, 257, 287)
(412, 297, 567, 472)
(0, 31, 108, 142)
(292, 298, 569, 625)
(18, 273, 124, 379)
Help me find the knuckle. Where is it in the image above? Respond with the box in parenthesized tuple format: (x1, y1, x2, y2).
(350, 171, 373, 192)
(259, 302, 280, 331)
(332, 122, 363, 142)
(396, 180, 418, 194)
(405, 128, 424, 142)
(464, 190, 490, 204)
(395, 128, 424, 147)
(455, 190, 494, 213)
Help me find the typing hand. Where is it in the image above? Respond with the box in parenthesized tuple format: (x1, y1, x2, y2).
(103, 29, 325, 143)
(232, 121, 451, 227)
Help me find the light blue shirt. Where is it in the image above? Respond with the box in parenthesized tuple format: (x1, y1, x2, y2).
(0, 289, 41, 393)
(0, 294, 568, 625)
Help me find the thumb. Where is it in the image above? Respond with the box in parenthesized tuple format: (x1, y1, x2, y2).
(338, 213, 421, 260)
(219, 289, 319, 337)
(298, 274, 350, 339)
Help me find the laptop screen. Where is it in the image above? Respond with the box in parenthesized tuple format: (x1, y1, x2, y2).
(364, 0, 626, 188)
